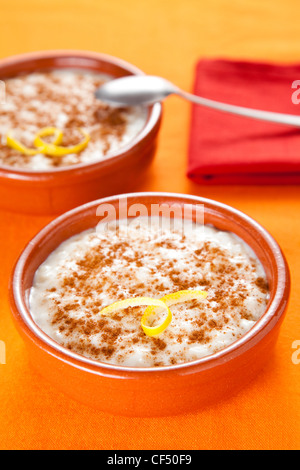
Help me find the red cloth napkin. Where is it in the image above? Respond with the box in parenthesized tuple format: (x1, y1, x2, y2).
(188, 59, 300, 184)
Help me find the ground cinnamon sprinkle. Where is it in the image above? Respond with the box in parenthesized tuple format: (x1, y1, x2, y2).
(255, 277, 269, 293)
(30, 220, 269, 367)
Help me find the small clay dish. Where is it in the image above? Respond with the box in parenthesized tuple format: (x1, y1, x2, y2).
(0, 51, 162, 214)
(9, 193, 290, 416)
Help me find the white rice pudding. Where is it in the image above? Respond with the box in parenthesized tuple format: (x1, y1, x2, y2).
(0, 71, 147, 170)
(29, 217, 269, 368)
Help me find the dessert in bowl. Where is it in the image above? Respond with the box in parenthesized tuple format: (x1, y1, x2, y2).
(30, 217, 269, 368)
(0, 51, 162, 214)
(0, 70, 147, 170)
(9, 193, 290, 416)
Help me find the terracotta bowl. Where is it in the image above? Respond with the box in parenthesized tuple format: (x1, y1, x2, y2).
(0, 51, 162, 215)
(9, 193, 290, 416)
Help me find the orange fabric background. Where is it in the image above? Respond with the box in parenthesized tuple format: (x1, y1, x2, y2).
(0, 0, 300, 450)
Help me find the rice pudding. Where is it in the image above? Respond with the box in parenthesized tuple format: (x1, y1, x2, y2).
(29, 217, 269, 368)
(0, 71, 147, 170)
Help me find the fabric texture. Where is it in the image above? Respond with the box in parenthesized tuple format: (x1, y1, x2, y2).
(188, 59, 300, 184)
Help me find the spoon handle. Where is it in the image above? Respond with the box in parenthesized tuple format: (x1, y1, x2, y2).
(178, 89, 300, 128)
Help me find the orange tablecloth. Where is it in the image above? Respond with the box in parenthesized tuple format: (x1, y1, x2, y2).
(0, 0, 299, 450)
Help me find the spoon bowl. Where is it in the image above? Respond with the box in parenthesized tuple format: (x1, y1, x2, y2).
(95, 75, 177, 106)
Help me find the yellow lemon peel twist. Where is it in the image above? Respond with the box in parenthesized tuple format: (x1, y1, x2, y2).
(6, 127, 90, 157)
(99, 290, 208, 338)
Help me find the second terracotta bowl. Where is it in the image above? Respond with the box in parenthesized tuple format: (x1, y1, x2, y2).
(0, 51, 162, 215)
(9, 193, 290, 416)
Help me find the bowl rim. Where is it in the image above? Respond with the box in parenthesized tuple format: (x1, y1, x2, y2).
(0, 49, 162, 179)
(10, 192, 290, 376)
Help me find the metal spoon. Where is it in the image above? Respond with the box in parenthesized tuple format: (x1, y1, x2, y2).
(95, 75, 300, 128)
